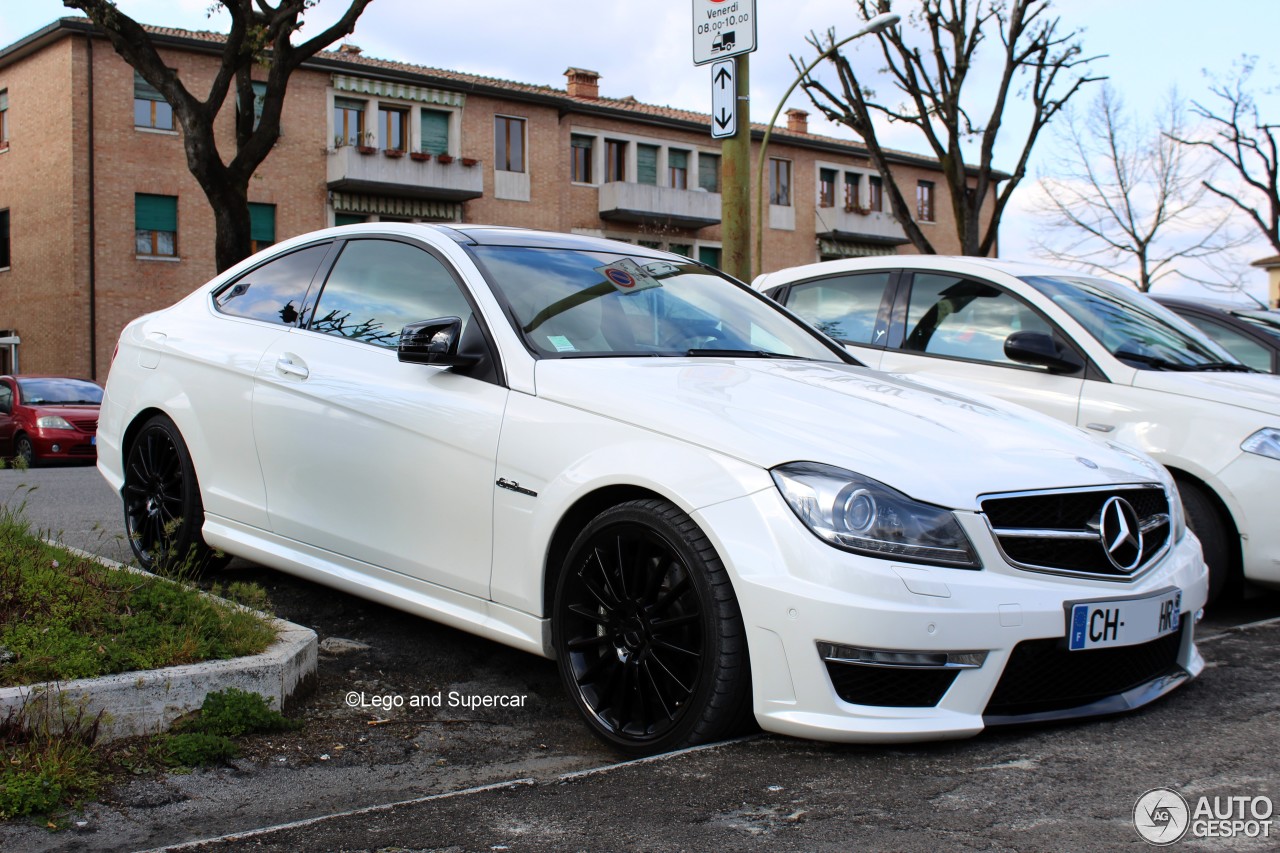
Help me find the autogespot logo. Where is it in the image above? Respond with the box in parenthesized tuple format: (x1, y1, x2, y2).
(1134, 787, 1190, 845)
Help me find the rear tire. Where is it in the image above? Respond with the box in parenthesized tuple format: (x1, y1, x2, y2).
(552, 498, 752, 756)
(122, 415, 221, 573)
(1178, 479, 1238, 604)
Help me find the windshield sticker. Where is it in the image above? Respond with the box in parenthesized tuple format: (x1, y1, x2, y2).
(596, 258, 662, 294)
(547, 335, 577, 352)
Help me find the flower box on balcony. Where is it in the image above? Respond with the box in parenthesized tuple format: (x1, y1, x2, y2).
(384, 149, 406, 159)
(356, 145, 377, 155)
(436, 153, 455, 165)
(410, 151, 431, 162)
(461, 157, 479, 167)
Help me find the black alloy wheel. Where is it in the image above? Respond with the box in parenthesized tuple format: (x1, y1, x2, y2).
(553, 498, 751, 755)
(14, 434, 36, 468)
(122, 415, 218, 572)
(1177, 479, 1238, 603)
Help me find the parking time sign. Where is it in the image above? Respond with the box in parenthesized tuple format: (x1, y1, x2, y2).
(692, 0, 757, 66)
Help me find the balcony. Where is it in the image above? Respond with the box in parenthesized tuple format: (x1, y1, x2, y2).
(814, 205, 909, 248)
(597, 182, 721, 230)
(326, 146, 483, 202)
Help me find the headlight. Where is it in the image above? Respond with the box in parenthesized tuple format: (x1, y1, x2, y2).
(1241, 428, 1280, 461)
(36, 416, 75, 430)
(772, 462, 981, 568)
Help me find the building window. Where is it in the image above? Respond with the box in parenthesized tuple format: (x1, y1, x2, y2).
(335, 213, 368, 226)
(0, 90, 8, 149)
(379, 106, 408, 151)
(698, 246, 721, 268)
(669, 149, 689, 189)
(606, 140, 627, 182)
(133, 71, 173, 130)
(420, 109, 450, 155)
(0, 209, 9, 269)
(495, 115, 526, 172)
(669, 243, 692, 257)
(844, 172, 862, 210)
(917, 180, 936, 222)
(868, 175, 883, 212)
(135, 194, 177, 257)
(334, 97, 365, 147)
(698, 153, 720, 193)
(769, 158, 792, 206)
(240, 80, 266, 131)
(249, 203, 276, 253)
(819, 168, 837, 208)
(636, 144, 659, 185)
(571, 134, 594, 183)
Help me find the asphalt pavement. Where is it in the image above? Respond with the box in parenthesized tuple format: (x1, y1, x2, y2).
(1, 465, 1277, 852)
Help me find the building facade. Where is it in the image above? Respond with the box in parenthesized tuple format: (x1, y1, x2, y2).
(0, 18, 994, 381)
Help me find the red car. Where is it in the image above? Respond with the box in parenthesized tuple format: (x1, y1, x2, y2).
(0, 375, 103, 466)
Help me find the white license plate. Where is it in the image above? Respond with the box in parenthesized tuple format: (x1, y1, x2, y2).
(1067, 589, 1181, 651)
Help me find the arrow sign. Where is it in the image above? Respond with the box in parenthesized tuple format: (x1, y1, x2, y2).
(711, 59, 736, 139)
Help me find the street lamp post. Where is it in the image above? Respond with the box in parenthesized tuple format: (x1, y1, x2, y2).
(752, 12, 899, 278)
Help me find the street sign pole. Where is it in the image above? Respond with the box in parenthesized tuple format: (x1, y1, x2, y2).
(721, 53, 751, 282)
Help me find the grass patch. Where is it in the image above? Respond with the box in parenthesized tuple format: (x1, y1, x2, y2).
(0, 500, 297, 823)
(0, 509, 277, 688)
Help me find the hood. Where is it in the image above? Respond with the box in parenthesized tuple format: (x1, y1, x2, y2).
(535, 358, 1163, 510)
(1131, 370, 1280, 417)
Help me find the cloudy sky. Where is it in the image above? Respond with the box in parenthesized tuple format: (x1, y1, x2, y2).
(5, 1, 1279, 300)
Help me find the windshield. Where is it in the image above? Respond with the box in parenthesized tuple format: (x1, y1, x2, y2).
(469, 245, 846, 362)
(16, 378, 103, 405)
(1020, 275, 1244, 371)
(1237, 310, 1280, 343)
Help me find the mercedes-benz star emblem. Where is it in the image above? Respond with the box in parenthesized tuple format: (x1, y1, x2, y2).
(1099, 496, 1144, 573)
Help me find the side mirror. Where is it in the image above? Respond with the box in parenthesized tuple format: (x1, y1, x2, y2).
(1004, 330, 1085, 375)
(398, 317, 478, 367)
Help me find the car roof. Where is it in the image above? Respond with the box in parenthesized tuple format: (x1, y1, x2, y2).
(753, 254, 1094, 290)
(1153, 294, 1277, 315)
(321, 222, 684, 259)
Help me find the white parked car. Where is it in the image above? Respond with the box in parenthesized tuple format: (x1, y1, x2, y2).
(756, 255, 1280, 601)
(99, 226, 1206, 753)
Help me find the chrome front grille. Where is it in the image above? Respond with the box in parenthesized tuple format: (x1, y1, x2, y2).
(981, 484, 1172, 580)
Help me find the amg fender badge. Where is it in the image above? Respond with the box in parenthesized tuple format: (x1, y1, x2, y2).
(496, 478, 538, 497)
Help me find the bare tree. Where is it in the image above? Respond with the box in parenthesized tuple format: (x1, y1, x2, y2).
(796, 0, 1101, 256)
(65, 0, 373, 272)
(1173, 56, 1280, 257)
(1032, 85, 1243, 292)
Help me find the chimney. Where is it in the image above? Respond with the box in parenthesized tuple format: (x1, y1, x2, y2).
(565, 67, 601, 100)
(337, 43, 362, 56)
(785, 109, 809, 134)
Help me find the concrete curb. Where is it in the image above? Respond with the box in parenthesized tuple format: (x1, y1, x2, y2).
(0, 548, 317, 742)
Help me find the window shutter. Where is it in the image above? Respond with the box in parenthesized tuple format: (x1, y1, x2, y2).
(334, 97, 365, 112)
(698, 154, 720, 192)
(133, 70, 164, 102)
(668, 149, 688, 170)
(135, 194, 177, 232)
(251, 81, 266, 124)
(637, 144, 658, 185)
(249, 203, 276, 243)
(0, 91, 7, 111)
(420, 109, 450, 154)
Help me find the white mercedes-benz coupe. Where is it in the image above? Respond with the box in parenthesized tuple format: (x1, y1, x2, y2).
(98, 224, 1207, 754)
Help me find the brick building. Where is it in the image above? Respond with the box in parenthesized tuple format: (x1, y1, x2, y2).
(0, 17, 994, 381)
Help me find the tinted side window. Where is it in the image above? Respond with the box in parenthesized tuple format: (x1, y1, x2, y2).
(308, 239, 471, 348)
(1187, 315, 1274, 373)
(904, 273, 1052, 366)
(0, 384, 10, 415)
(786, 272, 891, 344)
(214, 244, 330, 326)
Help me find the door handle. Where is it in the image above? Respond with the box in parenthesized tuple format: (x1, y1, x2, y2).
(275, 355, 309, 379)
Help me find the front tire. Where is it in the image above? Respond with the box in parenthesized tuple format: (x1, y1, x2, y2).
(122, 415, 219, 572)
(552, 498, 751, 755)
(1178, 479, 1237, 603)
(13, 434, 36, 468)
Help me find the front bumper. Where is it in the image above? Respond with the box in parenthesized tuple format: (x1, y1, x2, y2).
(28, 428, 98, 463)
(694, 489, 1208, 744)
(1216, 451, 1280, 588)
